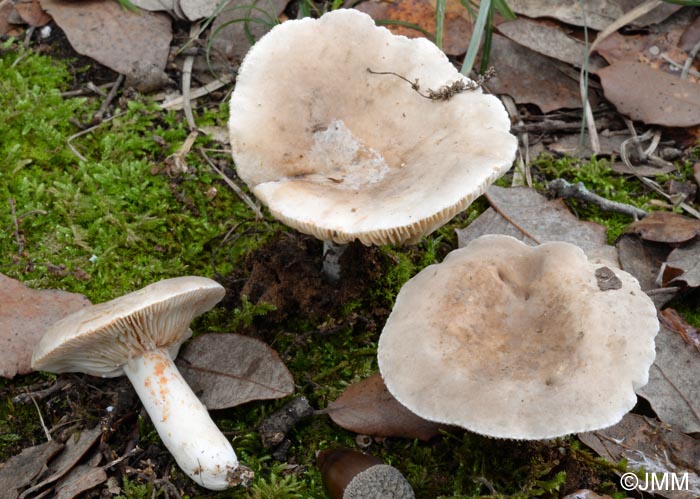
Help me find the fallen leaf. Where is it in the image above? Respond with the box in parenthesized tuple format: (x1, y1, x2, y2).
(625, 211, 700, 244)
(0, 0, 17, 36)
(505, 0, 681, 31)
(579, 413, 700, 499)
(611, 162, 678, 177)
(355, 0, 472, 56)
(659, 308, 700, 350)
(53, 465, 107, 499)
(637, 325, 700, 433)
(616, 234, 672, 291)
(664, 239, 700, 287)
(0, 440, 63, 499)
(547, 132, 628, 158)
(20, 426, 103, 498)
(179, 0, 222, 20)
(596, 61, 700, 127)
(497, 18, 604, 69)
(176, 333, 295, 410)
(38, 0, 172, 92)
(327, 373, 445, 441)
(15, 0, 51, 26)
(0, 273, 91, 379)
(208, 0, 288, 65)
(457, 186, 612, 260)
(487, 34, 589, 112)
(679, 14, 700, 53)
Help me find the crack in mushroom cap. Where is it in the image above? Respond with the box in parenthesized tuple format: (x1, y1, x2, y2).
(228, 9, 517, 245)
(31, 276, 225, 377)
(377, 235, 659, 440)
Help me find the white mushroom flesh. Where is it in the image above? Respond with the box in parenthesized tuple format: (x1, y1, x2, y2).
(123, 349, 239, 490)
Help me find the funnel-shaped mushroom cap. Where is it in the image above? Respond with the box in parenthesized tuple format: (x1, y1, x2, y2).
(378, 235, 659, 440)
(229, 9, 517, 245)
(32, 276, 225, 377)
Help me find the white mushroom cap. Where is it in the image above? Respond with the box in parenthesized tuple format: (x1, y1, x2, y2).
(378, 235, 659, 440)
(228, 9, 517, 245)
(31, 276, 224, 377)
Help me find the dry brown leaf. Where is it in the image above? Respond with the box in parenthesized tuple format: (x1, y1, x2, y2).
(506, 0, 681, 31)
(0, 440, 64, 499)
(355, 0, 472, 56)
(15, 0, 51, 26)
(53, 465, 107, 499)
(487, 34, 589, 112)
(177, 333, 294, 410)
(38, 0, 172, 92)
(208, 0, 288, 65)
(327, 373, 444, 441)
(20, 427, 103, 498)
(0, 0, 17, 35)
(0, 274, 91, 379)
(457, 186, 613, 262)
(625, 211, 700, 244)
(637, 325, 700, 433)
(679, 14, 700, 53)
(615, 234, 672, 290)
(497, 18, 604, 69)
(665, 239, 700, 288)
(547, 132, 628, 158)
(596, 61, 700, 127)
(579, 413, 700, 499)
(659, 308, 700, 349)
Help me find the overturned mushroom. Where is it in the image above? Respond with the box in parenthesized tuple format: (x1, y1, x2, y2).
(31, 276, 253, 490)
(229, 9, 517, 278)
(378, 235, 659, 440)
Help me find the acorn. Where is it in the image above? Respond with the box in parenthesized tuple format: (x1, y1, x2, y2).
(317, 448, 415, 499)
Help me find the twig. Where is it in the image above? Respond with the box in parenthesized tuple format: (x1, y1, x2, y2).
(13, 379, 70, 404)
(30, 395, 52, 442)
(92, 74, 125, 124)
(60, 81, 114, 98)
(485, 191, 541, 243)
(8, 198, 23, 254)
(182, 22, 200, 132)
(366, 67, 492, 101)
(66, 111, 126, 162)
(157, 74, 233, 110)
(199, 148, 264, 219)
(548, 178, 647, 219)
(681, 39, 700, 80)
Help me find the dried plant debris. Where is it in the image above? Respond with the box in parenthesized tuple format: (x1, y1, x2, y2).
(53, 464, 107, 499)
(637, 324, 700, 434)
(486, 34, 591, 112)
(596, 61, 700, 127)
(625, 211, 700, 244)
(0, 440, 64, 499)
(0, 273, 91, 379)
(497, 18, 605, 70)
(457, 186, 613, 260)
(664, 239, 700, 288)
(326, 373, 444, 441)
(15, 0, 51, 27)
(615, 234, 673, 291)
(38, 0, 173, 92)
(579, 413, 700, 499)
(176, 333, 295, 410)
(258, 396, 315, 449)
(355, 0, 472, 56)
(505, 0, 681, 31)
(207, 0, 288, 65)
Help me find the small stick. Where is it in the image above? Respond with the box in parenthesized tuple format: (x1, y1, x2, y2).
(199, 148, 264, 219)
(67, 111, 125, 162)
(13, 379, 70, 404)
(182, 22, 200, 132)
(366, 67, 491, 101)
(8, 198, 23, 254)
(92, 74, 125, 125)
(548, 178, 647, 219)
(60, 82, 114, 98)
(30, 395, 52, 442)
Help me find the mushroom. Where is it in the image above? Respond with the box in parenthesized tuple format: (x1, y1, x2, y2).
(317, 448, 415, 499)
(377, 235, 659, 440)
(228, 9, 517, 279)
(31, 276, 253, 490)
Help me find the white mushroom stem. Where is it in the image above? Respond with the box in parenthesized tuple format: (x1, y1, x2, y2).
(323, 240, 348, 282)
(123, 349, 245, 491)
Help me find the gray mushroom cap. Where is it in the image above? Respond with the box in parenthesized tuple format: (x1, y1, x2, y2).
(228, 9, 517, 245)
(31, 276, 225, 377)
(378, 235, 659, 440)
